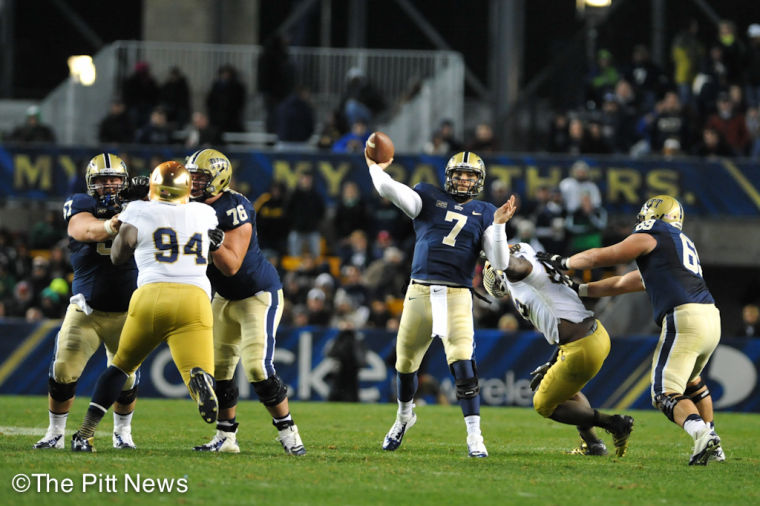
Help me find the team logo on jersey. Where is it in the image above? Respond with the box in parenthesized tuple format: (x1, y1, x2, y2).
(436, 200, 448, 209)
(454, 204, 463, 211)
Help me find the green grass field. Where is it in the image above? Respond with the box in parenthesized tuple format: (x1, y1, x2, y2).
(1, 396, 758, 505)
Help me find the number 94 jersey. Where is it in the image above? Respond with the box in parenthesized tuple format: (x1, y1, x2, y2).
(633, 219, 714, 325)
(411, 183, 496, 286)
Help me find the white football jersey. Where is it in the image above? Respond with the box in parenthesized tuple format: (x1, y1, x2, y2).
(119, 200, 218, 299)
(505, 243, 593, 345)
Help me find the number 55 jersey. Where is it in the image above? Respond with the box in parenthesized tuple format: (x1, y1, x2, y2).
(632, 219, 714, 325)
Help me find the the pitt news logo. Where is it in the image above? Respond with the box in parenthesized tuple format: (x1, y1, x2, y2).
(11, 473, 188, 494)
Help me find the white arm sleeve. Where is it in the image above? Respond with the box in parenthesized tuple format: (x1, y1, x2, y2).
(369, 164, 422, 219)
(483, 222, 510, 270)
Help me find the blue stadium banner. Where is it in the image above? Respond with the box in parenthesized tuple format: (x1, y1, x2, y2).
(2, 321, 759, 412)
(1, 145, 760, 216)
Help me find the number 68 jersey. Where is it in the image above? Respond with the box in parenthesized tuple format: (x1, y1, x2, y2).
(119, 200, 218, 299)
(633, 219, 714, 325)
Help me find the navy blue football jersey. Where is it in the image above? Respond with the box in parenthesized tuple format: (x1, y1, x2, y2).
(410, 183, 496, 286)
(633, 219, 714, 324)
(207, 190, 282, 299)
(63, 193, 137, 312)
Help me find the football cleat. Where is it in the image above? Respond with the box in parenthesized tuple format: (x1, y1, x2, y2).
(710, 444, 726, 462)
(689, 429, 721, 466)
(33, 431, 64, 449)
(568, 439, 608, 456)
(466, 434, 488, 458)
(194, 429, 240, 453)
(71, 432, 95, 452)
(277, 425, 306, 456)
(188, 367, 218, 424)
(606, 414, 634, 457)
(382, 412, 417, 451)
(113, 429, 136, 449)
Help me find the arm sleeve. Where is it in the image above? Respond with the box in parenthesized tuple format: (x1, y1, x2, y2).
(369, 164, 422, 219)
(483, 222, 510, 270)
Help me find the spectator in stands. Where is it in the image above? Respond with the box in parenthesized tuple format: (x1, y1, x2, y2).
(334, 265, 370, 318)
(206, 64, 246, 133)
(370, 197, 414, 253)
(339, 67, 386, 127)
(613, 79, 640, 115)
(598, 93, 638, 153)
(716, 20, 745, 86)
(565, 117, 589, 155)
(745, 24, 760, 108)
(705, 92, 750, 156)
(586, 49, 620, 107)
(671, 18, 704, 106)
(305, 287, 331, 326)
(583, 120, 612, 154)
(467, 123, 496, 153)
(547, 112, 570, 153)
(39, 286, 64, 318)
(692, 126, 732, 158)
(509, 219, 544, 252)
(28, 256, 51, 306)
(316, 111, 343, 150)
(662, 137, 683, 158)
(695, 45, 729, 118)
(254, 181, 289, 256)
(363, 246, 408, 301)
(438, 119, 464, 152)
(623, 44, 670, 112)
(8, 106, 55, 144)
(286, 172, 325, 257)
(565, 192, 607, 254)
(98, 99, 134, 145)
(159, 67, 191, 128)
(29, 211, 65, 249)
(737, 303, 759, 338)
(367, 299, 391, 328)
(122, 61, 160, 129)
(275, 85, 315, 143)
(134, 107, 173, 145)
(529, 185, 566, 254)
(423, 129, 450, 155)
(559, 160, 601, 214)
(258, 34, 296, 134)
(332, 119, 371, 153)
(333, 181, 370, 246)
(642, 91, 692, 153)
(7, 280, 34, 317)
(338, 230, 370, 270)
(184, 111, 223, 149)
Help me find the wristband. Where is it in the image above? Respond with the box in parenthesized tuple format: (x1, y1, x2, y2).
(578, 284, 589, 297)
(104, 219, 116, 236)
(563, 257, 571, 270)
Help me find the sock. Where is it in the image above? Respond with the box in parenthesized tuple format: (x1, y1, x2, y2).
(683, 414, 708, 439)
(464, 415, 481, 436)
(49, 411, 68, 434)
(397, 400, 415, 418)
(397, 372, 418, 403)
(217, 417, 238, 432)
(273, 412, 294, 431)
(709, 421, 715, 430)
(113, 411, 133, 431)
(78, 366, 129, 438)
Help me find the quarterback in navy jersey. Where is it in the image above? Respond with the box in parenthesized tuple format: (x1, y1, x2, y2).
(34, 153, 140, 451)
(367, 148, 512, 458)
(186, 149, 305, 456)
(538, 195, 724, 465)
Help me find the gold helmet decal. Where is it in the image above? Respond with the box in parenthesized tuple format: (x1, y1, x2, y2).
(636, 195, 684, 229)
(185, 148, 232, 201)
(444, 151, 486, 199)
(85, 153, 128, 197)
(148, 161, 191, 204)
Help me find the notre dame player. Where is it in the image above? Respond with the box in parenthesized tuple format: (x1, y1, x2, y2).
(538, 195, 723, 465)
(186, 149, 305, 456)
(367, 149, 512, 457)
(34, 153, 142, 450)
(72, 161, 221, 451)
(482, 245, 634, 457)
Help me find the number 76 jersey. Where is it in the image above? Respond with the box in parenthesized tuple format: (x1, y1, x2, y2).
(633, 218, 714, 325)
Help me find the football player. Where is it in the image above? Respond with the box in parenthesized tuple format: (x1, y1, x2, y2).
(537, 195, 724, 465)
(367, 149, 512, 457)
(34, 153, 140, 450)
(482, 247, 634, 457)
(72, 161, 221, 452)
(186, 149, 305, 455)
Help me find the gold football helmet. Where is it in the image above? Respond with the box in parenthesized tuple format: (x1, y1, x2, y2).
(185, 148, 232, 201)
(148, 161, 191, 204)
(444, 151, 485, 199)
(85, 153, 128, 198)
(482, 261, 509, 298)
(636, 195, 684, 229)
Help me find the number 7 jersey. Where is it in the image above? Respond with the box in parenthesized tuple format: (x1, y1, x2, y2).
(632, 219, 714, 325)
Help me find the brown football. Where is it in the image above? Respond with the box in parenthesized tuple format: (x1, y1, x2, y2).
(366, 131, 394, 163)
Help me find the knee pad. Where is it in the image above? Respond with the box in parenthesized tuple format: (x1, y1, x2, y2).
(216, 379, 239, 410)
(252, 375, 287, 407)
(684, 380, 710, 403)
(654, 392, 689, 422)
(116, 386, 138, 405)
(48, 378, 77, 402)
(449, 360, 480, 400)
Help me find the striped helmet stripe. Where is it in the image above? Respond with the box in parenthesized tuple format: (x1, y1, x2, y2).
(103, 153, 111, 168)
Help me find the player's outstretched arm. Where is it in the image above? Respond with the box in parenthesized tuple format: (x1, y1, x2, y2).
(365, 148, 422, 219)
(210, 223, 251, 276)
(583, 270, 645, 297)
(493, 195, 517, 224)
(110, 223, 138, 265)
(539, 233, 657, 271)
(68, 212, 121, 243)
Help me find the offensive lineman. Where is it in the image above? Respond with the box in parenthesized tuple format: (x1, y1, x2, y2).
(34, 154, 141, 450)
(186, 149, 305, 455)
(367, 149, 512, 457)
(71, 161, 221, 451)
(538, 195, 723, 465)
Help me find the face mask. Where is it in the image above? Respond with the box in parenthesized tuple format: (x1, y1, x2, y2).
(720, 34, 735, 46)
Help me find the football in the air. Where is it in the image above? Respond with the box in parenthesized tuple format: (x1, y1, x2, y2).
(366, 131, 394, 163)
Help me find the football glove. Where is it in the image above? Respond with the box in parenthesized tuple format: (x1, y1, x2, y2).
(529, 347, 559, 392)
(482, 261, 509, 298)
(208, 228, 225, 252)
(536, 251, 570, 271)
(118, 176, 150, 202)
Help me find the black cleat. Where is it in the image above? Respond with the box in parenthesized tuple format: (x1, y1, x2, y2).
(606, 415, 634, 457)
(71, 432, 95, 452)
(569, 440, 608, 456)
(188, 367, 218, 424)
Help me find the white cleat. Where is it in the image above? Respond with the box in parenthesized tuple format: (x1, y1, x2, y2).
(382, 412, 417, 451)
(113, 429, 137, 449)
(689, 428, 721, 466)
(710, 444, 726, 462)
(278, 425, 306, 456)
(193, 430, 240, 453)
(33, 430, 65, 449)
(467, 434, 488, 458)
